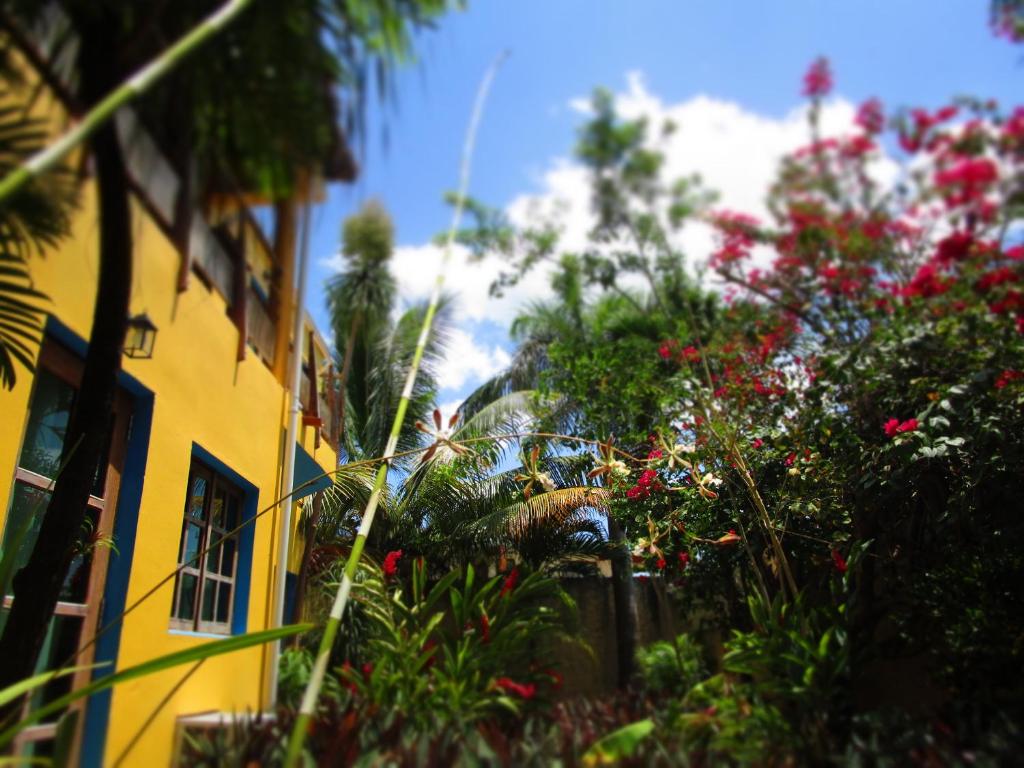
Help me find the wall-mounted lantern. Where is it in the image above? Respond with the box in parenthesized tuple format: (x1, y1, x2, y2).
(124, 312, 158, 359)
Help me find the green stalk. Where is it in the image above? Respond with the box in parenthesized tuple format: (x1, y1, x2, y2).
(283, 52, 508, 767)
(0, 0, 252, 205)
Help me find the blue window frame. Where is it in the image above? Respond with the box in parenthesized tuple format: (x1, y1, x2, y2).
(169, 445, 256, 636)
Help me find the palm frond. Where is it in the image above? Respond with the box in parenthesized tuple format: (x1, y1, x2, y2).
(0, 88, 74, 389)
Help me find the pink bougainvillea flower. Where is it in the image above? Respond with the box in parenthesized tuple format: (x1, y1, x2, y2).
(831, 549, 848, 573)
(933, 231, 974, 263)
(500, 568, 519, 597)
(715, 529, 741, 546)
(637, 469, 658, 487)
(383, 549, 402, 577)
(855, 98, 885, 134)
(802, 57, 832, 98)
(495, 677, 536, 700)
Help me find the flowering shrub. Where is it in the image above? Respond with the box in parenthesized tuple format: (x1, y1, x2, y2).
(485, 50, 1024, 759)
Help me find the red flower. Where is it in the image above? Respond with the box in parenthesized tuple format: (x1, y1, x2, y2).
(678, 552, 690, 570)
(340, 661, 358, 693)
(362, 662, 374, 679)
(784, 452, 797, 467)
(647, 448, 663, 460)
(480, 613, 491, 643)
(500, 568, 519, 597)
(933, 232, 974, 263)
(802, 57, 832, 98)
(995, 370, 1023, 389)
(655, 558, 667, 570)
(831, 549, 848, 574)
(495, 677, 536, 700)
(885, 418, 918, 437)
(638, 469, 658, 487)
(682, 345, 700, 362)
(752, 438, 764, 449)
(902, 263, 952, 299)
(658, 343, 672, 360)
(383, 549, 402, 577)
(855, 98, 885, 134)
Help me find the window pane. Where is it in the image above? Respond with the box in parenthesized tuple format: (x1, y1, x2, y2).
(180, 523, 202, 567)
(175, 573, 197, 620)
(187, 476, 207, 521)
(1, 483, 50, 593)
(209, 486, 227, 529)
(1, 484, 93, 602)
(225, 495, 240, 530)
(18, 368, 75, 480)
(216, 582, 232, 624)
(205, 538, 221, 574)
(200, 578, 216, 622)
(220, 536, 236, 576)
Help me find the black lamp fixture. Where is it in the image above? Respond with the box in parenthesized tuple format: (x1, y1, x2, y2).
(124, 312, 158, 359)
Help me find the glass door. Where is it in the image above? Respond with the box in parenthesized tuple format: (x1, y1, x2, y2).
(1, 340, 129, 759)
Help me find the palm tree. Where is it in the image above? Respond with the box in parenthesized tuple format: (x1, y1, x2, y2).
(327, 200, 398, 452)
(0, 0, 455, 693)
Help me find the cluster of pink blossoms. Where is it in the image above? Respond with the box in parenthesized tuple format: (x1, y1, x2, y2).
(802, 57, 832, 98)
(625, 468, 663, 500)
(884, 418, 919, 438)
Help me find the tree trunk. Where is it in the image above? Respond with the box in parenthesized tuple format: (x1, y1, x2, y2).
(607, 512, 639, 688)
(334, 312, 361, 450)
(0, 18, 132, 706)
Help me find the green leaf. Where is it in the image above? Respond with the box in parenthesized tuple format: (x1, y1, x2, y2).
(0, 623, 310, 747)
(582, 719, 654, 766)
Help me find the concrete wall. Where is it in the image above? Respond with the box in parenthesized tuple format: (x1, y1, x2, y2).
(554, 577, 678, 696)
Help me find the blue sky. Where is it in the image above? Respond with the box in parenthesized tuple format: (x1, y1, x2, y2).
(304, 1, 1021, 412)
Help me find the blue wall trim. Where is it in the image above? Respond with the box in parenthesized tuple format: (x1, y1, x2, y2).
(294, 442, 332, 499)
(189, 442, 258, 636)
(45, 316, 156, 768)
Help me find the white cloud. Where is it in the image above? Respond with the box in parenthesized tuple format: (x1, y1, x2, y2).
(322, 71, 905, 397)
(435, 327, 511, 392)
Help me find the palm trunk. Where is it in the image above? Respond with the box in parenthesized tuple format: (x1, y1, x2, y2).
(607, 513, 639, 688)
(334, 313, 361, 449)
(0, 21, 132, 703)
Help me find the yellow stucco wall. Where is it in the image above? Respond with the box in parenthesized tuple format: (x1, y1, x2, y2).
(0, 177, 336, 763)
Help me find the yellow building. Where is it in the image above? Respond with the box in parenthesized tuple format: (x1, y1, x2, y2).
(0, 52, 347, 765)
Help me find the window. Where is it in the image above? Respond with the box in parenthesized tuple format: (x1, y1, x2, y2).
(1, 339, 129, 758)
(170, 461, 242, 634)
